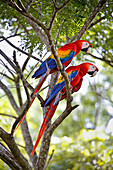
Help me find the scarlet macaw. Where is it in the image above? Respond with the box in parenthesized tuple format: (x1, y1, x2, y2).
(32, 40, 92, 78)
(31, 62, 99, 156)
(15, 40, 92, 131)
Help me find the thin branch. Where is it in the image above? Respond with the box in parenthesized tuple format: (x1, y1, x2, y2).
(55, 19, 63, 47)
(17, 143, 25, 149)
(22, 56, 30, 72)
(25, 0, 35, 11)
(15, 76, 23, 107)
(57, 0, 71, 10)
(0, 128, 32, 170)
(0, 32, 25, 43)
(87, 52, 113, 67)
(0, 143, 21, 170)
(0, 60, 15, 78)
(0, 72, 14, 81)
(69, 0, 107, 41)
(13, 51, 30, 103)
(48, 0, 70, 30)
(48, 9, 57, 30)
(0, 81, 20, 114)
(44, 149, 55, 170)
(50, 105, 79, 133)
(0, 49, 18, 73)
(0, 113, 17, 119)
(88, 16, 106, 29)
(0, 36, 43, 63)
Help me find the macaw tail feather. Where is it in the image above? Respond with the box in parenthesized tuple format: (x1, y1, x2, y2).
(31, 99, 58, 157)
(15, 69, 50, 132)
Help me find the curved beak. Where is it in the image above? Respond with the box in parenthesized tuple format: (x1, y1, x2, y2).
(81, 44, 92, 53)
(87, 68, 99, 77)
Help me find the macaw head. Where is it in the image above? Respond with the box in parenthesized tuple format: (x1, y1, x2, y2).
(79, 62, 99, 77)
(74, 40, 92, 53)
(87, 63, 99, 77)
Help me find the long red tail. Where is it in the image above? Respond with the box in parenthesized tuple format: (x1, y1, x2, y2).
(15, 71, 50, 131)
(31, 99, 58, 157)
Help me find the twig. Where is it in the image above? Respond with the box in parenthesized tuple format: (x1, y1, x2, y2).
(58, 0, 71, 10)
(50, 105, 79, 133)
(87, 52, 113, 67)
(0, 72, 14, 81)
(0, 81, 20, 114)
(13, 51, 30, 103)
(69, 0, 107, 41)
(0, 49, 18, 73)
(0, 113, 17, 119)
(0, 128, 32, 170)
(44, 149, 55, 170)
(0, 32, 25, 42)
(48, 0, 70, 30)
(0, 142, 21, 170)
(25, 0, 35, 11)
(88, 16, 105, 29)
(0, 36, 43, 63)
(55, 19, 63, 47)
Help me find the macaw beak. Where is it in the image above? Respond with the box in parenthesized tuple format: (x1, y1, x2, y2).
(81, 45, 92, 53)
(87, 68, 99, 77)
(87, 47, 91, 53)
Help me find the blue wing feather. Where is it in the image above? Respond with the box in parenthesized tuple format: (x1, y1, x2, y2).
(70, 70, 78, 80)
(32, 51, 76, 78)
(44, 69, 78, 106)
(32, 59, 56, 78)
(44, 81, 65, 106)
(61, 51, 76, 64)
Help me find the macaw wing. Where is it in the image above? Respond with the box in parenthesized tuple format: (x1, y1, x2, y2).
(44, 81, 65, 106)
(32, 58, 57, 78)
(32, 49, 76, 78)
(59, 51, 76, 65)
(69, 70, 78, 80)
(72, 78, 83, 93)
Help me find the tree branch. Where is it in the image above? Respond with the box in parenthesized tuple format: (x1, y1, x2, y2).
(69, 0, 107, 41)
(0, 81, 20, 114)
(87, 52, 113, 67)
(88, 16, 106, 29)
(0, 36, 42, 62)
(50, 105, 79, 133)
(48, 0, 70, 30)
(37, 104, 79, 169)
(0, 58, 15, 78)
(0, 143, 21, 170)
(0, 72, 14, 81)
(47, 30, 72, 107)
(55, 19, 63, 47)
(13, 51, 30, 103)
(0, 49, 18, 73)
(0, 128, 32, 170)
(57, 0, 71, 11)
(0, 113, 17, 119)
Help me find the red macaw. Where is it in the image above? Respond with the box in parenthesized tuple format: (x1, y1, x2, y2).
(32, 40, 92, 79)
(15, 40, 92, 131)
(31, 62, 99, 156)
